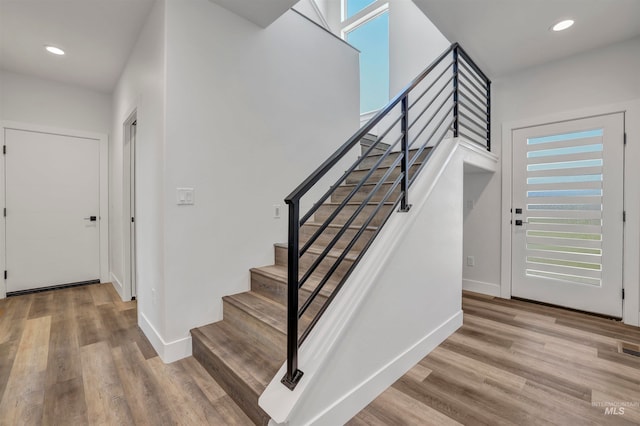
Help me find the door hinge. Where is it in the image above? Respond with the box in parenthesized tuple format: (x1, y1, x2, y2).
(624, 133, 627, 145)
(622, 288, 625, 300)
(623, 211, 626, 222)
(3, 208, 5, 217)
(131, 217, 135, 223)
(3, 271, 6, 280)
(2, 145, 5, 155)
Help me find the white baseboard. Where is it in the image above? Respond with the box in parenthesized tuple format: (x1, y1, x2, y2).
(139, 312, 192, 363)
(110, 273, 124, 299)
(308, 310, 463, 426)
(463, 278, 501, 297)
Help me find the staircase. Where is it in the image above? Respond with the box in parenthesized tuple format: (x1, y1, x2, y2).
(191, 144, 430, 425)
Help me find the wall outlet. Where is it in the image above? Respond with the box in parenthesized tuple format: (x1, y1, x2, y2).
(274, 204, 281, 219)
(466, 256, 475, 267)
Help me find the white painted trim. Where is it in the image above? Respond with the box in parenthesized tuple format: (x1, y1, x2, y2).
(463, 279, 501, 297)
(111, 272, 124, 298)
(122, 109, 137, 302)
(0, 128, 5, 299)
(340, 1, 388, 35)
(0, 121, 109, 298)
(303, 311, 463, 426)
(139, 311, 193, 363)
(500, 100, 640, 326)
(309, 0, 330, 31)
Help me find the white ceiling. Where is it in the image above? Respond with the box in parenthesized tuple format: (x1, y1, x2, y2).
(413, 0, 640, 78)
(0, 0, 156, 93)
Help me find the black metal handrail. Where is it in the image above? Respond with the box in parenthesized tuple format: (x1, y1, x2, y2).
(281, 43, 491, 389)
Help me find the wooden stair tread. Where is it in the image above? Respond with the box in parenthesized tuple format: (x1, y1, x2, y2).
(224, 292, 288, 336)
(274, 242, 360, 263)
(303, 221, 379, 232)
(355, 160, 423, 170)
(320, 201, 395, 207)
(250, 264, 340, 296)
(362, 146, 431, 159)
(191, 321, 280, 394)
(225, 291, 313, 338)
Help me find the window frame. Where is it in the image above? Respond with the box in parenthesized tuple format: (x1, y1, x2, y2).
(340, 0, 390, 115)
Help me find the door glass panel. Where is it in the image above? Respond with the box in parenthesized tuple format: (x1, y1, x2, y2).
(524, 128, 605, 287)
(346, 11, 389, 113)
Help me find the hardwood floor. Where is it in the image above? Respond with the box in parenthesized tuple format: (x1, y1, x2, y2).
(0, 283, 252, 426)
(350, 291, 640, 425)
(2, 285, 640, 425)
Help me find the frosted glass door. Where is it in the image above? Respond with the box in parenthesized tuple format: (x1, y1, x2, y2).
(511, 113, 624, 317)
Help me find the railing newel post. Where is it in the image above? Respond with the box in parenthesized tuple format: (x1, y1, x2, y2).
(453, 46, 460, 138)
(486, 80, 491, 151)
(399, 95, 411, 212)
(281, 199, 303, 390)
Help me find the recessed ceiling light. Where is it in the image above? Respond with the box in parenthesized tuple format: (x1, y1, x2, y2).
(551, 19, 574, 32)
(45, 45, 65, 55)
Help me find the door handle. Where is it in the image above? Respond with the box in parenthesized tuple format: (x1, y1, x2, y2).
(84, 216, 97, 222)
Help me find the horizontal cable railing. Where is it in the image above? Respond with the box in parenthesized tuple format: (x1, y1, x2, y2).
(281, 43, 491, 389)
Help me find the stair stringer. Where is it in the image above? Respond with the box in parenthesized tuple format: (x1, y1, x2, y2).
(259, 138, 498, 425)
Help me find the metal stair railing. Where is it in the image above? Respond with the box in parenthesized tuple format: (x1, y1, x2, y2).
(281, 43, 491, 390)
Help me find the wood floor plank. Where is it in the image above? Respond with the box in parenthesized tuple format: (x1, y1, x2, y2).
(3, 284, 640, 425)
(112, 341, 178, 425)
(357, 293, 640, 425)
(41, 377, 89, 425)
(0, 284, 253, 426)
(80, 341, 135, 425)
(147, 357, 254, 425)
(0, 316, 51, 425)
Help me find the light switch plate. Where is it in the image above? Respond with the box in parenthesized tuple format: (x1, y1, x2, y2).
(177, 187, 195, 205)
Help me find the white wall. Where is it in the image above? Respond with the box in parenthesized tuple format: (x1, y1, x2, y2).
(388, 0, 449, 96)
(261, 140, 497, 425)
(160, 0, 359, 356)
(463, 37, 640, 309)
(0, 70, 111, 134)
(110, 0, 167, 351)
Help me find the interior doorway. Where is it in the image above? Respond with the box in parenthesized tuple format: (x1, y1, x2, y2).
(4, 128, 101, 294)
(123, 113, 137, 300)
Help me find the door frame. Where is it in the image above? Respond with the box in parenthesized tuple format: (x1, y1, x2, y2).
(500, 100, 640, 326)
(0, 121, 109, 299)
(123, 111, 137, 301)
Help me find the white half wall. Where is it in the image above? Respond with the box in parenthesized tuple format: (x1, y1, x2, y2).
(111, 0, 167, 352)
(260, 140, 497, 425)
(161, 0, 359, 354)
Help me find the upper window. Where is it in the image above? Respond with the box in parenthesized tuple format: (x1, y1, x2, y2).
(345, 0, 377, 19)
(341, 1, 390, 115)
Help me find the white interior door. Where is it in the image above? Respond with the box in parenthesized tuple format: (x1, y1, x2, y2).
(511, 113, 624, 317)
(5, 129, 101, 293)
